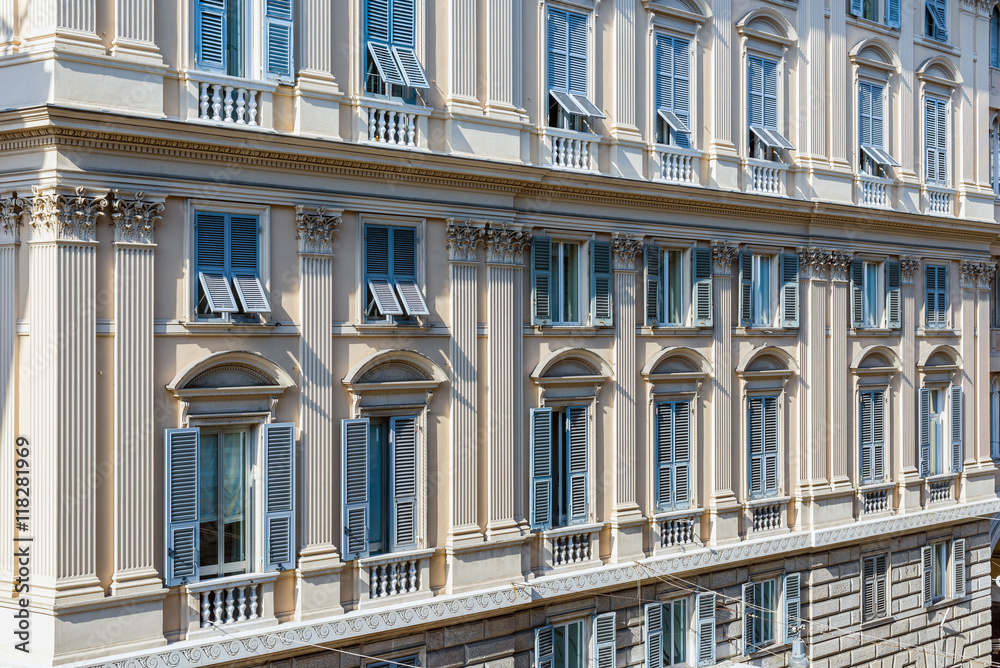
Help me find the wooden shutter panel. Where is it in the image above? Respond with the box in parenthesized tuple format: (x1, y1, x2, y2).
(950, 386, 963, 473)
(195, 0, 228, 72)
(673, 403, 691, 508)
(873, 391, 885, 482)
(921, 545, 933, 606)
(392, 46, 429, 89)
(233, 276, 271, 314)
(263, 422, 296, 571)
(859, 82, 872, 147)
(693, 248, 713, 327)
(762, 59, 777, 130)
(860, 392, 873, 484)
(784, 573, 801, 642)
(535, 625, 555, 668)
(780, 254, 799, 328)
(925, 98, 938, 182)
(566, 405, 589, 524)
(366, 226, 404, 317)
(566, 11, 588, 96)
(873, 554, 887, 617)
(748, 57, 763, 128)
(696, 592, 717, 666)
(593, 612, 616, 668)
(655, 401, 673, 510)
(654, 35, 673, 114)
(532, 237, 553, 325)
(936, 99, 947, 184)
(993, 10, 1000, 67)
(886, 261, 901, 328)
(887, 0, 900, 27)
(645, 603, 664, 668)
(546, 8, 568, 91)
(529, 408, 553, 531)
(196, 212, 237, 313)
(165, 428, 200, 587)
(871, 84, 884, 150)
(341, 418, 370, 560)
(953, 538, 966, 598)
(263, 0, 294, 80)
(366, 0, 390, 42)
(390, 416, 418, 551)
(919, 388, 931, 477)
(739, 251, 752, 327)
(850, 0, 862, 16)
(851, 259, 864, 328)
(862, 556, 877, 620)
(229, 215, 259, 274)
(742, 582, 756, 654)
(926, 266, 938, 326)
(673, 38, 691, 145)
(763, 396, 779, 494)
(591, 241, 613, 326)
(748, 398, 763, 497)
(390, 0, 415, 46)
(645, 244, 661, 325)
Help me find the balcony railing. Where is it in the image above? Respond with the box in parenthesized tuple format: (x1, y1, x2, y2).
(185, 71, 276, 128)
(540, 523, 601, 572)
(858, 483, 894, 516)
(356, 549, 433, 607)
(923, 185, 954, 216)
(857, 174, 892, 208)
(183, 572, 278, 640)
(926, 475, 954, 504)
(541, 128, 599, 171)
(359, 99, 432, 149)
(653, 144, 700, 185)
(745, 158, 788, 196)
(651, 509, 701, 554)
(744, 497, 789, 535)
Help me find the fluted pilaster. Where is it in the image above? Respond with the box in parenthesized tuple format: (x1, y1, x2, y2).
(900, 257, 919, 480)
(611, 233, 641, 516)
(487, 0, 517, 106)
(711, 241, 738, 506)
(110, 0, 160, 61)
(27, 186, 106, 601)
(298, 0, 335, 79)
(451, 0, 477, 100)
(612, 0, 636, 130)
(0, 1, 14, 46)
(110, 192, 163, 595)
(710, 0, 732, 146)
(829, 0, 847, 162)
(975, 262, 996, 465)
(961, 261, 994, 471)
(22, 0, 101, 50)
(448, 222, 485, 538)
(485, 224, 529, 537)
(829, 258, 850, 487)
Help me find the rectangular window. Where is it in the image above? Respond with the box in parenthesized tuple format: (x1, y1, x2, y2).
(862, 553, 889, 621)
(367, 656, 420, 668)
(925, 264, 947, 328)
(556, 242, 581, 324)
(739, 252, 799, 329)
(199, 428, 248, 578)
(747, 56, 794, 159)
(747, 396, 779, 499)
(654, 401, 691, 510)
(743, 579, 777, 653)
(547, 7, 603, 131)
(645, 246, 712, 327)
(364, 224, 429, 321)
(851, 0, 900, 27)
(194, 0, 294, 81)
(859, 390, 886, 484)
(529, 406, 590, 530)
(919, 386, 962, 478)
(660, 599, 688, 666)
(925, 0, 947, 41)
(195, 211, 270, 319)
(859, 81, 899, 174)
(533, 238, 609, 326)
(924, 96, 948, 184)
(646, 595, 716, 668)
(851, 259, 900, 329)
(654, 34, 691, 148)
(863, 261, 884, 327)
(862, 0, 879, 21)
(922, 540, 965, 605)
(363, 0, 428, 98)
(536, 620, 585, 668)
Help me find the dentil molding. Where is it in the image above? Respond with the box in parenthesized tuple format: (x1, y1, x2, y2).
(446, 220, 486, 262)
(485, 222, 530, 265)
(111, 191, 165, 245)
(295, 206, 342, 255)
(611, 232, 643, 271)
(710, 240, 738, 275)
(29, 186, 109, 243)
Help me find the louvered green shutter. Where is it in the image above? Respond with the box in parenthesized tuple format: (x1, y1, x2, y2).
(780, 254, 799, 328)
(645, 245, 661, 325)
(887, 0, 900, 27)
(532, 237, 553, 325)
(784, 573, 801, 642)
(873, 391, 885, 482)
(263, 0, 294, 81)
(566, 405, 589, 524)
(341, 418, 370, 560)
(950, 386, 963, 473)
(593, 612, 616, 668)
(859, 82, 872, 147)
(263, 422, 296, 571)
(390, 415, 418, 551)
(743, 582, 756, 653)
(693, 248, 713, 327)
(850, 0, 862, 16)
(953, 538, 966, 598)
(530, 408, 553, 531)
(566, 11, 588, 96)
(195, 0, 228, 72)
(921, 545, 933, 606)
(696, 592, 716, 666)
(535, 625, 555, 668)
(762, 59, 777, 131)
(850, 259, 864, 328)
(655, 401, 673, 510)
(165, 428, 200, 586)
(886, 261, 901, 328)
(674, 403, 691, 508)
(919, 388, 931, 478)
(591, 241, 613, 326)
(748, 398, 763, 497)
(739, 251, 752, 327)
(645, 603, 664, 668)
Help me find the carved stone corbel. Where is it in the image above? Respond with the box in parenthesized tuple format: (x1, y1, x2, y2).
(825, 250, 853, 282)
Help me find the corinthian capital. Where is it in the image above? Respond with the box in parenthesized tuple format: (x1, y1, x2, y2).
(111, 191, 165, 244)
(29, 186, 109, 243)
(446, 220, 486, 262)
(711, 240, 738, 276)
(611, 232, 643, 271)
(485, 223, 531, 265)
(295, 206, 342, 255)
(899, 256, 920, 286)
(0, 192, 27, 245)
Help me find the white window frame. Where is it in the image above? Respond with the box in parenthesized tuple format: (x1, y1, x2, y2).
(186, 200, 271, 324)
(990, 116, 1000, 197)
(358, 216, 427, 325)
(738, 20, 794, 164)
(659, 596, 693, 667)
(922, 94, 949, 186)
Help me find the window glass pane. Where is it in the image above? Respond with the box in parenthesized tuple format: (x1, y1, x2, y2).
(864, 263, 878, 327)
(672, 599, 687, 664)
(929, 390, 942, 474)
(567, 621, 582, 668)
(554, 624, 566, 668)
(369, 419, 389, 553)
(222, 432, 246, 569)
(933, 543, 947, 598)
(666, 250, 683, 324)
(753, 255, 771, 325)
(759, 581, 775, 644)
(199, 434, 220, 570)
(566, 244, 579, 323)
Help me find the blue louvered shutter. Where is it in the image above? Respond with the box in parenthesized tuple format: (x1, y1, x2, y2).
(530, 408, 553, 531)
(655, 401, 674, 510)
(566, 11, 588, 96)
(748, 57, 763, 128)
(762, 59, 778, 130)
(229, 215, 259, 276)
(859, 82, 872, 147)
(951, 386, 963, 473)
(871, 84, 884, 149)
(919, 388, 931, 477)
(926, 265, 947, 327)
(953, 538, 966, 598)
(536, 626, 555, 668)
(850, 259, 864, 328)
(925, 98, 948, 184)
(365, 225, 403, 317)
(341, 418, 370, 560)
(591, 241, 612, 326)
(673, 402, 691, 507)
(655, 35, 674, 121)
(887, 0, 900, 27)
(593, 612, 616, 668)
(391, 0, 415, 46)
(195, 0, 227, 72)
(566, 405, 589, 524)
(645, 244, 661, 325)
(763, 396, 779, 494)
(390, 227, 428, 316)
(547, 8, 568, 91)
(784, 573, 801, 642)
(850, 0, 862, 17)
(673, 38, 690, 147)
(692, 247, 713, 327)
(264, 0, 294, 81)
(645, 603, 664, 668)
(921, 545, 933, 606)
(748, 398, 764, 497)
(195, 211, 238, 314)
(390, 415, 418, 551)
(739, 251, 752, 327)
(887, 261, 901, 329)
(860, 391, 873, 484)
(165, 428, 200, 586)
(366, 0, 390, 42)
(263, 422, 296, 571)
(872, 391, 885, 482)
(780, 254, 799, 328)
(928, 0, 947, 41)
(743, 583, 756, 653)
(696, 592, 716, 666)
(532, 237, 553, 325)
(993, 9, 1000, 67)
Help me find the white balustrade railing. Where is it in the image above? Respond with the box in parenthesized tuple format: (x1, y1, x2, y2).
(752, 503, 781, 532)
(925, 186, 953, 216)
(552, 531, 592, 566)
(862, 488, 890, 515)
(541, 524, 600, 571)
(746, 159, 787, 195)
(184, 572, 278, 639)
(858, 174, 892, 208)
(928, 479, 952, 503)
(185, 71, 275, 129)
(543, 128, 599, 171)
(369, 558, 419, 599)
(359, 100, 431, 149)
(654, 145, 699, 184)
(356, 549, 432, 607)
(658, 513, 698, 548)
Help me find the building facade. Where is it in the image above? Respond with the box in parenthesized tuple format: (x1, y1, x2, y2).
(1, 0, 1000, 666)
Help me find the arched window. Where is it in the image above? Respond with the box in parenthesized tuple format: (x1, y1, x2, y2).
(991, 8, 1000, 68)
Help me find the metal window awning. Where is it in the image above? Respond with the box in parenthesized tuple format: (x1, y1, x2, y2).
(550, 90, 606, 119)
(657, 108, 690, 134)
(861, 144, 900, 168)
(750, 125, 795, 151)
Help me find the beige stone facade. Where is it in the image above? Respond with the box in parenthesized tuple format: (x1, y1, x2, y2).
(1, 0, 1000, 666)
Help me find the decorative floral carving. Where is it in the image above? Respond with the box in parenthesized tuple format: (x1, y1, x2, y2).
(485, 222, 531, 265)
(960, 260, 996, 289)
(295, 206, 342, 255)
(710, 240, 738, 275)
(899, 256, 920, 285)
(826, 250, 853, 282)
(611, 232, 643, 271)
(110, 192, 164, 244)
(29, 186, 108, 242)
(0, 193, 27, 245)
(446, 220, 485, 262)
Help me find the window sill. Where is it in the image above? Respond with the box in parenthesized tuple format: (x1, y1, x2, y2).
(859, 614, 894, 631)
(357, 547, 435, 568)
(638, 325, 711, 336)
(916, 327, 957, 337)
(179, 320, 276, 332)
(734, 326, 797, 336)
(926, 596, 966, 613)
(748, 641, 791, 660)
(354, 321, 431, 333)
(845, 16, 899, 36)
(525, 325, 612, 335)
(913, 35, 959, 57)
(850, 327, 900, 336)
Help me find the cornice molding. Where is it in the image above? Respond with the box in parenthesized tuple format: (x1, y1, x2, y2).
(485, 222, 530, 265)
(295, 206, 342, 255)
(29, 185, 108, 243)
(611, 232, 643, 271)
(711, 240, 738, 276)
(446, 219, 486, 263)
(111, 191, 165, 245)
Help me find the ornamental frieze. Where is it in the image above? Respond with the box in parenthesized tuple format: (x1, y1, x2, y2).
(485, 222, 530, 265)
(446, 220, 486, 263)
(111, 191, 165, 245)
(611, 232, 643, 271)
(29, 186, 108, 243)
(295, 206, 342, 255)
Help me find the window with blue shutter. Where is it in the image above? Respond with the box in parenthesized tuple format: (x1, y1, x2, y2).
(992, 9, 1000, 67)
(643, 598, 690, 667)
(925, 264, 947, 328)
(547, 6, 603, 130)
(655, 401, 691, 511)
(862, 553, 888, 621)
(646, 247, 690, 326)
(859, 390, 885, 484)
(536, 620, 585, 668)
(364, 225, 428, 321)
(859, 81, 899, 173)
(195, 211, 269, 318)
(532, 238, 586, 326)
(263, 0, 294, 81)
(924, 96, 948, 184)
(364, 0, 427, 97)
(748, 396, 779, 498)
(744, 579, 777, 652)
(739, 252, 776, 328)
(530, 405, 590, 530)
(920, 387, 949, 477)
(747, 56, 794, 159)
(925, 0, 947, 41)
(194, 0, 293, 80)
(195, 427, 253, 578)
(263, 422, 296, 571)
(165, 428, 201, 586)
(654, 34, 691, 148)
